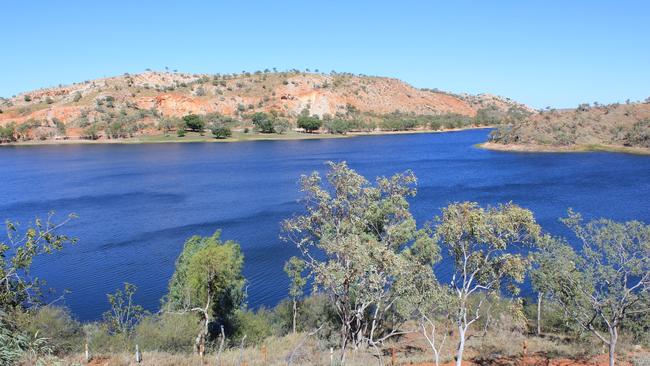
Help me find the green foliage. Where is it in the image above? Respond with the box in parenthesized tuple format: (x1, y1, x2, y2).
(183, 114, 205, 132)
(103, 283, 146, 334)
(297, 115, 322, 133)
(16, 306, 84, 355)
(24, 95, 31, 102)
(72, 92, 82, 102)
(0, 122, 17, 143)
(133, 313, 199, 353)
(82, 124, 100, 140)
(0, 213, 77, 311)
(284, 257, 306, 301)
(434, 201, 541, 363)
(282, 162, 438, 353)
(233, 309, 272, 345)
(176, 128, 186, 137)
(251, 112, 275, 133)
(211, 126, 232, 139)
(624, 119, 650, 148)
(164, 231, 245, 336)
(159, 117, 181, 135)
(537, 210, 650, 360)
(324, 119, 351, 134)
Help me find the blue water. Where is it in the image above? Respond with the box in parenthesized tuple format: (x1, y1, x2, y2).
(1, 129, 649, 321)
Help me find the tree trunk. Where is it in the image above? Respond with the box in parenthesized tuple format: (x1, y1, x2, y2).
(292, 299, 297, 334)
(608, 327, 618, 366)
(456, 327, 466, 366)
(536, 292, 543, 336)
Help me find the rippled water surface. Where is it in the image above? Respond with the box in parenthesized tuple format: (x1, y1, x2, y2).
(1, 129, 649, 320)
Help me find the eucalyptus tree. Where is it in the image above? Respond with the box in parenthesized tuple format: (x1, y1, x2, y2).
(434, 202, 541, 366)
(282, 162, 437, 363)
(163, 231, 245, 356)
(284, 256, 307, 334)
(538, 211, 650, 366)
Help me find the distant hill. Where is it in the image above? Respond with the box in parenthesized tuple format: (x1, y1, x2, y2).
(0, 70, 529, 142)
(486, 101, 650, 153)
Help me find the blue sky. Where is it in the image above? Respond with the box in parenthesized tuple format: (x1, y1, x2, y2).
(1, 1, 648, 108)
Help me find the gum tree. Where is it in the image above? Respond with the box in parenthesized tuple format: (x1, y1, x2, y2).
(282, 162, 437, 363)
(539, 211, 650, 366)
(163, 231, 245, 357)
(434, 202, 541, 366)
(284, 256, 307, 334)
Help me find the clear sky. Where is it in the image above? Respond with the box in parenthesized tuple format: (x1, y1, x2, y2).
(1, 1, 648, 108)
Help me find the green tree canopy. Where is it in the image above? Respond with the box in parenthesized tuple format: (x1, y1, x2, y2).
(182, 114, 205, 132)
(282, 161, 438, 362)
(537, 210, 650, 366)
(297, 115, 322, 133)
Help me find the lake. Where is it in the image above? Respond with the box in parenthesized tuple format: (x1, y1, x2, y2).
(1, 129, 649, 321)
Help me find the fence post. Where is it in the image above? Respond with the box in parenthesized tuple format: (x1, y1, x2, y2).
(329, 347, 334, 366)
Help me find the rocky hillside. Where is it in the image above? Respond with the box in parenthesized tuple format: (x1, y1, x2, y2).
(488, 101, 650, 152)
(0, 70, 528, 141)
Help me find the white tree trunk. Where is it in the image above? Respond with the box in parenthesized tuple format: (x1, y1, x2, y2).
(536, 292, 543, 336)
(292, 299, 297, 334)
(456, 326, 466, 366)
(608, 327, 618, 366)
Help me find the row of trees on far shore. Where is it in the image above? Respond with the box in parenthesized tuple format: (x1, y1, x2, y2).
(0, 162, 648, 365)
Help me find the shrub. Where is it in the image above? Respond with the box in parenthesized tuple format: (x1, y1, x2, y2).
(325, 119, 350, 134)
(24, 95, 31, 102)
(133, 313, 199, 353)
(72, 92, 82, 102)
(233, 309, 272, 346)
(297, 115, 322, 133)
(17, 306, 84, 356)
(183, 114, 205, 132)
(211, 126, 232, 139)
(251, 112, 275, 133)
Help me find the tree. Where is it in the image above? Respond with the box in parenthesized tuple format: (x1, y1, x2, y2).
(284, 257, 306, 334)
(103, 283, 146, 334)
(211, 126, 232, 139)
(0, 212, 77, 311)
(164, 231, 245, 356)
(282, 162, 437, 363)
(183, 114, 205, 133)
(159, 117, 180, 136)
(434, 202, 541, 366)
(297, 115, 322, 133)
(0, 123, 17, 143)
(538, 210, 650, 366)
(251, 112, 275, 133)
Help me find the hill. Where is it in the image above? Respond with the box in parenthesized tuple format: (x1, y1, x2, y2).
(0, 70, 529, 143)
(485, 101, 650, 153)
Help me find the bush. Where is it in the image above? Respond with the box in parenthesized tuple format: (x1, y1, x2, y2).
(177, 129, 186, 137)
(325, 119, 350, 134)
(233, 309, 272, 346)
(183, 114, 205, 132)
(134, 313, 199, 353)
(16, 306, 84, 356)
(297, 115, 322, 133)
(72, 92, 82, 102)
(251, 112, 275, 133)
(211, 126, 232, 139)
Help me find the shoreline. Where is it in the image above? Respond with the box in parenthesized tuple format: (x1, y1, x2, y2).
(0, 126, 493, 148)
(478, 141, 650, 155)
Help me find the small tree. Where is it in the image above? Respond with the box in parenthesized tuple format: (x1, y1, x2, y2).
(297, 115, 322, 133)
(284, 256, 306, 334)
(0, 212, 77, 311)
(183, 114, 205, 133)
(164, 231, 245, 356)
(434, 202, 541, 366)
(159, 117, 179, 136)
(251, 112, 275, 133)
(103, 282, 146, 334)
(282, 162, 437, 363)
(539, 210, 650, 366)
(211, 125, 232, 139)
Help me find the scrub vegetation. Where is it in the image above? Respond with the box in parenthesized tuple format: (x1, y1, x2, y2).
(1, 163, 648, 366)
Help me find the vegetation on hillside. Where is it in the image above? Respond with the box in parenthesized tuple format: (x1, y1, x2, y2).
(0, 69, 531, 144)
(490, 101, 650, 151)
(0, 163, 648, 366)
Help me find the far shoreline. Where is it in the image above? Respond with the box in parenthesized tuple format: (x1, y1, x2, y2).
(0, 126, 493, 148)
(478, 141, 650, 156)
